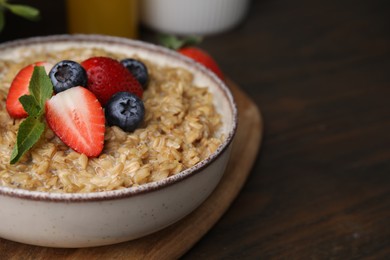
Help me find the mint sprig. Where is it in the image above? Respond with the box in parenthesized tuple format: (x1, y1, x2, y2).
(10, 117, 45, 164)
(10, 66, 53, 164)
(26, 65, 53, 113)
(0, 0, 40, 32)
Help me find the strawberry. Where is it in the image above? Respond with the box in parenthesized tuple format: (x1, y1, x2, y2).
(6, 61, 49, 118)
(159, 35, 224, 81)
(178, 47, 224, 80)
(45, 86, 105, 157)
(81, 57, 143, 106)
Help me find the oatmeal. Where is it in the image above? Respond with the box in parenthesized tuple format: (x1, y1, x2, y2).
(0, 48, 223, 193)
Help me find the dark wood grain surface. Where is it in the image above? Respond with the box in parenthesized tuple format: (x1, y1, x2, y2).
(1, 0, 389, 259)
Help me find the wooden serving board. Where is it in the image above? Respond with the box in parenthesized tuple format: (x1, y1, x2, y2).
(0, 80, 263, 260)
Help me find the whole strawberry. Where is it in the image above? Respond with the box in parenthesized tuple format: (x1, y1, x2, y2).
(160, 35, 224, 81)
(178, 47, 224, 80)
(81, 57, 143, 106)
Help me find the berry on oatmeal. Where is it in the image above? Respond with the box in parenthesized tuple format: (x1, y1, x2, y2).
(120, 58, 149, 89)
(81, 56, 143, 106)
(105, 91, 144, 132)
(6, 61, 50, 118)
(0, 47, 223, 192)
(45, 86, 105, 157)
(49, 60, 87, 93)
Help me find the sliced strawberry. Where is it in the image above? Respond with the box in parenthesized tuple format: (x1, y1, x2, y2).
(81, 57, 143, 106)
(45, 87, 105, 157)
(178, 47, 224, 81)
(6, 61, 49, 118)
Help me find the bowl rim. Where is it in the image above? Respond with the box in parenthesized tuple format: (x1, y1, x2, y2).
(0, 34, 238, 202)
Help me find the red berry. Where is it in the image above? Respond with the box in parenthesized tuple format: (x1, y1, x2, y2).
(178, 47, 224, 81)
(81, 57, 143, 106)
(6, 61, 49, 118)
(45, 87, 105, 157)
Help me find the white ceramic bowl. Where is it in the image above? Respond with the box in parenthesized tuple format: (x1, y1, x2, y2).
(0, 35, 237, 248)
(141, 0, 251, 35)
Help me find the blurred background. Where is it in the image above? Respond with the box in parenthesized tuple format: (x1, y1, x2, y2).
(0, 0, 251, 42)
(1, 0, 390, 258)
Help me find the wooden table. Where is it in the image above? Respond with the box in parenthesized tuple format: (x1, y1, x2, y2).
(1, 0, 389, 258)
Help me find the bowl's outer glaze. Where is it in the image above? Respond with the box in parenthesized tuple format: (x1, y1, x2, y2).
(0, 146, 231, 247)
(0, 35, 237, 247)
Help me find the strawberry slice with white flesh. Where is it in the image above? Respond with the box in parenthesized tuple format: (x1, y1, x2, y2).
(45, 87, 105, 157)
(6, 61, 50, 118)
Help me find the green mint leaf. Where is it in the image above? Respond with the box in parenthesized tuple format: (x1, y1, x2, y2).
(29, 66, 53, 110)
(6, 4, 40, 21)
(10, 65, 53, 164)
(10, 116, 45, 164)
(0, 9, 4, 32)
(159, 34, 203, 50)
(159, 34, 185, 50)
(19, 94, 40, 117)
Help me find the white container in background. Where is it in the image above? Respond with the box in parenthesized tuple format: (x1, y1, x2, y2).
(140, 0, 251, 35)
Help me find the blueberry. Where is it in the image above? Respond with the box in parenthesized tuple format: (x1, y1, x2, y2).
(49, 60, 87, 93)
(121, 58, 149, 89)
(105, 92, 145, 132)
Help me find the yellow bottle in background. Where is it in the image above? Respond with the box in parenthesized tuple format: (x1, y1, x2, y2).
(66, 0, 139, 38)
